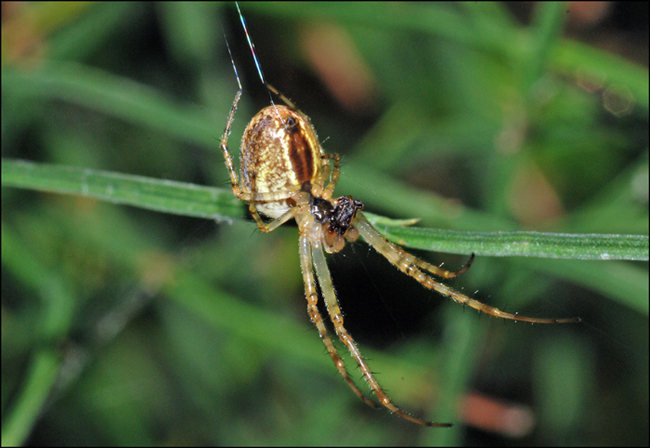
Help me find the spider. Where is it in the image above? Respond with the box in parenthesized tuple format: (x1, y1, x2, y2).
(219, 83, 580, 426)
(219, 6, 579, 427)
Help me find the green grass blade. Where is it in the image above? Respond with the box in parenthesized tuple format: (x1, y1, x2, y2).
(365, 213, 648, 261)
(2, 158, 242, 220)
(4, 158, 646, 262)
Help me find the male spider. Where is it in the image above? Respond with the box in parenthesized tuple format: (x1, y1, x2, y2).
(219, 7, 579, 427)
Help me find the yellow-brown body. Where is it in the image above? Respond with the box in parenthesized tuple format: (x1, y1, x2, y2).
(240, 105, 323, 219)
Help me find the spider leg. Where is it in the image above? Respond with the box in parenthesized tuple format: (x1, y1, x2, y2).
(354, 213, 473, 279)
(248, 201, 297, 233)
(310, 237, 452, 427)
(309, 156, 331, 199)
(320, 154, 342, 201)
(299, 234, 380, 410)
(353, 214, 580, 324)
(266, 83, 298, 110)
(247, 175, 305, 233)
(220, 90, 246, 200)
(433, 252, 474, 279)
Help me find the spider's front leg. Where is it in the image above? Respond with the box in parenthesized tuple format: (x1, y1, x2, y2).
(353, 214, 580, 324)
(298, 232, 379, 410)
(299, 202, 451, 427)
(308, 235, 452, 427)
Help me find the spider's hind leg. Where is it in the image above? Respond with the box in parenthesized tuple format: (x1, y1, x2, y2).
(220, 90, 246, 200)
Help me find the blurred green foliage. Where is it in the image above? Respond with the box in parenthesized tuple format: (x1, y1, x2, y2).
(2, 3, 648, 446)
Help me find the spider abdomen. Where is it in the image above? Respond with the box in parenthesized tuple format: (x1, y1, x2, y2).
(240, 105, 323, 209)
